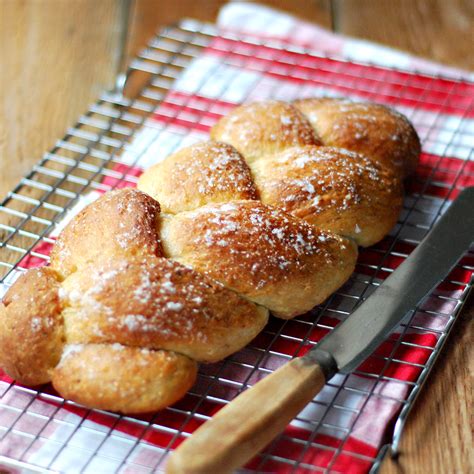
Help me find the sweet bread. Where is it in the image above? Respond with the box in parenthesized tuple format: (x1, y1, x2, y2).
(0, 98, 420, 413)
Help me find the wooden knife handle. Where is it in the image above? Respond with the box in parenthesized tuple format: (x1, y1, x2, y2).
(166, 357, 327, 474)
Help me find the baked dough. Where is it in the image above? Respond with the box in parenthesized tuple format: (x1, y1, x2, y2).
(0, 98, 420, 413)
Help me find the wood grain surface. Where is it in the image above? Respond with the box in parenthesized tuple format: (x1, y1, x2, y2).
(333, 0, 474, 71)
(123, 0, 332, 67)
(381, 299, 473, 474)
(125, 0, 474, 70)
(0, 1, 472, 473)
(0, 0, 126, 199)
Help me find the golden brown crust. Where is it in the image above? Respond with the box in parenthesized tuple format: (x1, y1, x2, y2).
(0, 267, 64, 385)
(0, 97, 415, 414)
(210, 101, 321, 164)
(138, 141, 258, 213)
(160, 200, 357, 318)
(52, 344, 197, 414)
(50, 188, 163, 278)
(293, 98, 420, 177)
(251, 146, 403, 246)
(61, 256, 268, 362)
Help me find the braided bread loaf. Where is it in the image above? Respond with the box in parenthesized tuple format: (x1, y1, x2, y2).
(0, 98, 420, 414)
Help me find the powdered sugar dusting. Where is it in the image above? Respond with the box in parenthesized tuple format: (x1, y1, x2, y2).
(166, 302, 184, 311)
(177, 201, 345, 291)
(106, 189, 161, 253)
(58, 344, 85, 367)
(30, 316, 54, 333)
(256, 146, 392, 220)
(212, 101, 318, 159)
(61, 254, 259, 351)
(140, 141, 258, 213)
(295, 98, 418, 171)
(183, 143, 256, 198)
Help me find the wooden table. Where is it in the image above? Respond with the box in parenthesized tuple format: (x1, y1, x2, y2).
(0, 1, 472, 473)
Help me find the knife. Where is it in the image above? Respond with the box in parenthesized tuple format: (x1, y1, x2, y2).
(166, 186, 474, 474)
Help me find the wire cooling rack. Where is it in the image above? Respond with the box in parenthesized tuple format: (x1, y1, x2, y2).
(0, 19, 472, 474)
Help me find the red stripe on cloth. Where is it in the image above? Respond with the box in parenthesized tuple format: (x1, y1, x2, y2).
(297, 320, 438, 379)
(417, 153, 474, 178)
(417, 153, 474, 176)
(211, 33, 472, 94)
(152, 112, 211, 133)
(101, 164, 143, 190)
(406, 181, 473, 201)
(166, 90, 238, 111)
(149, 92, 228, 132)
(16, 241, 54, 270)
(0, 369, 380, 472)
(356, 243, 472, 292)
(358, 332, 438, 381)
(368, 237, 473, 292)
(154, 95, 231, 125)
(245, 429, 378, 473)
(204, 37, 474, 117)
(412, 154, 474, 199)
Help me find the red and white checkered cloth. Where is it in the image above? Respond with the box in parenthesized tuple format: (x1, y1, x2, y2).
(0, 3, 472, 473)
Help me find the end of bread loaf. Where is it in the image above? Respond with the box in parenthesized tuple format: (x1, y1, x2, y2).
(0, 189, 271, 413)
(52, 344, 197, 414)
(293, 98, 421, 177)
(159, 200, 357, 318)
(0, 267, 65, 386)
(251, 145, 403, 246)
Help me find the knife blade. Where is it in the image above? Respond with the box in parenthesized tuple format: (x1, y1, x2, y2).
(166, 186, 474, 474)
(311, 185, 474, 376)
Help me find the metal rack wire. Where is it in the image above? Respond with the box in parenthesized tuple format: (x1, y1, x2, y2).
(0, 19, 472, 473)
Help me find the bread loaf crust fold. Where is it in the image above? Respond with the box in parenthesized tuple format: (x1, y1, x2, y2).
(50, 188, 164, 277)
(159, 200, 357, 318)
(251, 145, 403, 246)
(61, 256, 268, 362)
(138, 141, 258, 213)
(210, 100, 321, 164)
(293, 98, 420, 176)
